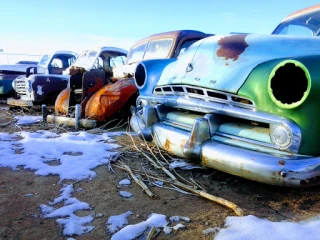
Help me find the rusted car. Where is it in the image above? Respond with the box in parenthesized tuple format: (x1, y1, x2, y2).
(130, 4, 320, 187)
(47, 30, 212, 128)
(6, 51, 78, 105)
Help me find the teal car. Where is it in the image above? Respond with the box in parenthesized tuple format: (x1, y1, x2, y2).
(130, 4, 320, 187)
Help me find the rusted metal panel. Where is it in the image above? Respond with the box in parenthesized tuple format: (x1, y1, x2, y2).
(54, 88, 70, 114)
(85, 78, 137, 121)
(81, 70, 107, 117)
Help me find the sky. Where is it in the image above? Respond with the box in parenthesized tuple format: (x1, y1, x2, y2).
(0, 0, 319, 63)
(2, 116, 320, 239)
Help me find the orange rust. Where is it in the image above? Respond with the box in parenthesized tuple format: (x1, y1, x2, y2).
(283, 4, 320, 22)
(85, 78, 137, 121)
(55, 88, 70, 114)
(216, 34, 248, 61)
(164, 139, 171, 152)
(278, 160, 286, 166)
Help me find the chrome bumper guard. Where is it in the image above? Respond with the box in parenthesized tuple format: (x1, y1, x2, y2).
(130, 104, 320, 187)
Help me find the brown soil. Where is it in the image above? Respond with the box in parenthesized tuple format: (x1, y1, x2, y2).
(1, 106, 320, 240)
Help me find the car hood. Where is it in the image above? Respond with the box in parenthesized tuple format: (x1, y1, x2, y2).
(156, 34, 320, 94)
(0, 64, 37, 73)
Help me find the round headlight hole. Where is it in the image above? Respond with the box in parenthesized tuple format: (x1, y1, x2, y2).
(135, 64, 146, 88)
(270, 62, 309, 105)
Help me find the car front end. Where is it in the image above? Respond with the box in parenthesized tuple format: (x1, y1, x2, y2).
(130, 34, 320, 187)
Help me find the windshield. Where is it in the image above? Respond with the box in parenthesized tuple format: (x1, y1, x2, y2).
(38, 54, 51, 68)
(273, 9, 320, 36)
(127, 38, 173, 64)
(72, 50, 98, 69)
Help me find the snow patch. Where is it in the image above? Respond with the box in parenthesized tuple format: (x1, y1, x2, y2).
(119, 190, 133, 198)
(0, 131, 119, 181)
(119, 179, 131, 186)
(107, 211, 133, 234)
(111, 213, 168, 240)
(215, 215, 320, 240)
(15, 115, 42, 125)
(40, 184, 94, 236)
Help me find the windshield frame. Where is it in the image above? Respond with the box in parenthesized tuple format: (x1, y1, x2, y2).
(71, 50, 99, 70)
(272, 9, 320, 36)
(127, 37, 174, 64)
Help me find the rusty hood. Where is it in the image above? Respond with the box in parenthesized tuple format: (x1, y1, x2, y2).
(156, 34, 320, 93)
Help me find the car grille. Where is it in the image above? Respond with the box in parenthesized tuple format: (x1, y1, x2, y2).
(15, 80, 28, 95)
(153, 84, 255, 109)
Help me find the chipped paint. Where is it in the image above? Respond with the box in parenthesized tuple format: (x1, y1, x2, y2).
(216, 34, 248, 61)
(37, 85, 42, 96)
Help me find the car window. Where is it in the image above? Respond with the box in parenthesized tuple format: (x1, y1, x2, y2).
(127, 42, 148, 64)
(143, 38, 173, 60)
(110, 56, 126, 68)
(92, 56, 103, 69)
(72, 50, 98, 69)
(273, 9, 320, 36)
(276, 25, 313, 36)
(51, 58, 63, 68)
(38, 55, 51, 68)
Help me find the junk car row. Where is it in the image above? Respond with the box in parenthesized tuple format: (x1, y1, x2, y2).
(1, 4, 320, 187)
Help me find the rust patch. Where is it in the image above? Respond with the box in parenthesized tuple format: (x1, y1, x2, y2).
(55, 88, 70, 114)
(164, 139, 171, 152)
(216, 34, 248, 61)
(278, 160, 285, 166)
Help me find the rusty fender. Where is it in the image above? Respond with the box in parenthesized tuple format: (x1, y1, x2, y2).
(54, 88, 70, 114)
(85, 78, 137, 121)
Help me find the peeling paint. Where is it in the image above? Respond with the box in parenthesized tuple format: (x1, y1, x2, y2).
(216, 34, 249, 61)
(37, 85, 42, 96)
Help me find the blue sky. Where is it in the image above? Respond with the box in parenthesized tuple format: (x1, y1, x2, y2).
(0, 0, 319, 63)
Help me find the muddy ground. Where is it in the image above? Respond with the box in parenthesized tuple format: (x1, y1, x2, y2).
(1, 106, 320, 240)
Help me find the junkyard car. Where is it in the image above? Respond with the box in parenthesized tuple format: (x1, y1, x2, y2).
(48, 30, 212, 128)
(7, 51, 77, 106)
(130, 4, 320, 187)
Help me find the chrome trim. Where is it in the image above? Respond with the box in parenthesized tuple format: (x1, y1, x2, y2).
(214, 131, 277, 149)
(137, 94, 302, 153)
(130, 114, 320, 187)
(153, 84, 255, 109)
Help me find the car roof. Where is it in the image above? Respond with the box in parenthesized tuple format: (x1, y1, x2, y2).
(131, 30, 208, 48)
(282, 4, 320, 22)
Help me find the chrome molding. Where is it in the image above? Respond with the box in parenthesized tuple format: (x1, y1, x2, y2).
(153, 84, 255, 109)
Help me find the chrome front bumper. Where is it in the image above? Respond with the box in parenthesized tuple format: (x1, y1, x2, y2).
(7, 97, 33, 107)
(130, 106, 320, 187)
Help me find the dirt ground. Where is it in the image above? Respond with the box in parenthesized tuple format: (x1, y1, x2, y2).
(1, 106, 320, 240)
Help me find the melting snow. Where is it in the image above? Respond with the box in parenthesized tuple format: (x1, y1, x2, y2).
(0, 130, 120, 237)
(107, 211, 133, 234)
(40, 184, 94, 236)
(15, 116, 43, 125)
(215, 215, 320, 240)
(119, 190, 133, 198)
(118, 179, 131, 186)
(111, 213, 168, 240)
